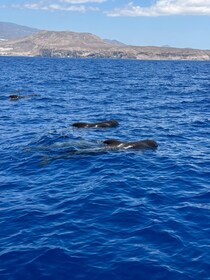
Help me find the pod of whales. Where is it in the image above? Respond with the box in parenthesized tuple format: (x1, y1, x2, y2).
(27, 115, 158, 165)
(103, 139, 158, 149)
(72, 120, 119, 128)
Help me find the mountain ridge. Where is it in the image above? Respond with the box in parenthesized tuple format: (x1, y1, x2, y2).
(0, 21, 40, 40)
(0, 22, 209, 60)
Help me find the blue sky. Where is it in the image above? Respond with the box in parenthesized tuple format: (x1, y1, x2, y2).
(0, 0, 210, 49)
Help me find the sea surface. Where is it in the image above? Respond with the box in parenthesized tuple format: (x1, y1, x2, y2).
(0, 57, 210, 280)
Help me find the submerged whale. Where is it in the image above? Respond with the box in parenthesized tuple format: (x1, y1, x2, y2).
(103, 139, 158, 149)
(39, 138, 158, 165)
(9, 94, 38, 101)
(9, 94, 24, 100)
(72, 120, 119, 128)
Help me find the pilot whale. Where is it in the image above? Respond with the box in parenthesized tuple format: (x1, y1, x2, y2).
(39, 138, 157, 165)
(9, 94, 38, 101)
(103, 139, 158, 149)
(72, 120, 119, 128)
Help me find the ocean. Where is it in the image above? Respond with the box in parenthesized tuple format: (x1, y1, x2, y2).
(0, 57, 210, 280)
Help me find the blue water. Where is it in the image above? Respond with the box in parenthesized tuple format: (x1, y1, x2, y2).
(0, 57, 210, 280)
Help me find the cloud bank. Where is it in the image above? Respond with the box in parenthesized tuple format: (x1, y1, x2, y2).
(10, 0, 105, 13)
(5, 0, 210, 16)
(107, 0, 210, 17)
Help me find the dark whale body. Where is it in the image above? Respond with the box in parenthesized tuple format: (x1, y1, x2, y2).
(72, 120, 119, 128)
(9, 95, 24, 100)
(40, 138, 158, 164)
(9, 94, 38, 101)
(104, 139, 158, 149)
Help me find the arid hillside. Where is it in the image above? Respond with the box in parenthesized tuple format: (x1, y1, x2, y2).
(0, 30, 209, 60)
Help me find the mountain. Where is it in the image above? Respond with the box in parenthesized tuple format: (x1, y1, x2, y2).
(0, 22, 123, 45)
(0, 30, 113, 56)
(0, 23, 209, 60)
(24, 30, 112, 48)
(0, 22, 40, 40)
(103, 39, 126, 46)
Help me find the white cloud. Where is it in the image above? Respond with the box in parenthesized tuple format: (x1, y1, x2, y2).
(11, 0, 103, 12)
(107, 0, 210, 16)
(7, 0, 210, 15)
(46, 4, 93, 12)
(50, 3, 100, 11)
(60, 0, 106, 3)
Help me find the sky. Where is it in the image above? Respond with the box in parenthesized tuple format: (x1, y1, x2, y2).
(0, 0, 210, 49)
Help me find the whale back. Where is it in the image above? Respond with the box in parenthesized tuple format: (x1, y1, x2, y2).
(9, 94, 21, 100)
(9, 94, 39, 101)
(104, 139, 158, 149)
(103, 139, 122, 146)
(95, 120, 119, 128)
(72, 120, 119, 128)
(72, 122, 90, 128)
(129, 140, 158, 149)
